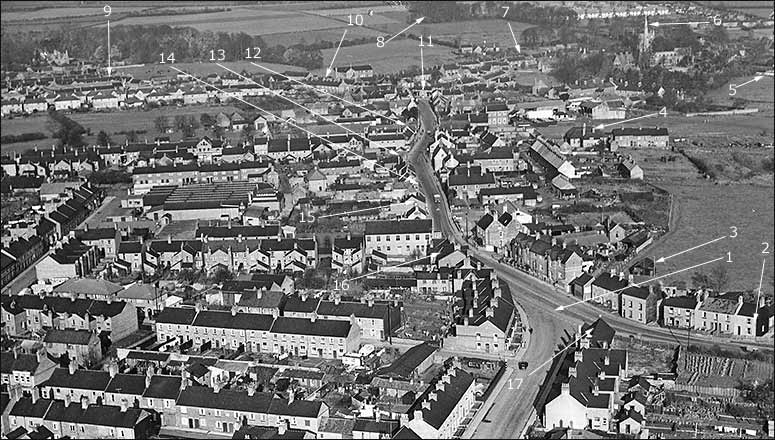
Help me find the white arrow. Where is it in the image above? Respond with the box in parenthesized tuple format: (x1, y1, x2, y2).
(385, 16, 425, 44)
(650, 21, 710, 27)
(528, 328, 593, 376)
(317, 201, 407, 219)
(214, 64, 409, 181)
(755, 258, 766, 317)
(506, 22, 520, 52)
(326, 29, 347, 77)
(593, 108, 666, 131)
(732, 75, 765, 90)
(420, 45, 426, 89)
(556, 256, 724, 311)
(106, 19, 112, 76)
(348, 256, 429, 282)
(656, 235, 727, 263)
(250, 62, 414, 134)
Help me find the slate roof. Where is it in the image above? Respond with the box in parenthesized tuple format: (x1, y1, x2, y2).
(407, 367, 475, 429)
(0, 352, 41, 374)
(43, 368, 111, 391)
(79, 404, 149, 428)
(364, 219, 432, 235)
(9, 396, 53, 419)
(271, 316, 352, 338)
(621, 286, 652, 300)
(316, 300, 393, 320)
(105, 373, 147, 395)
(142, 375, 182, 399)
(192, 310, 274, 331)
(155, 307, 197, 325)
(43, 329, 94, 345)
(377, 342, 438, 380)
(580, 318, 615, 348)
(283, 294, 320, 314)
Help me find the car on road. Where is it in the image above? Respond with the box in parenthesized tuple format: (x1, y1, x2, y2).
(518, 361, 529, 370)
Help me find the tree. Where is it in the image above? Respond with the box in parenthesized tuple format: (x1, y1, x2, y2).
(708, 265, 729, 293)
(690, 271, 711, 290)
(200, 113, 214, 127)
(241, 123, 255, 142)
(96, 130, 111, 146)
(154, 115, 170, 133)
(211, 267, 234, 284)
(174, 115, 188, 132)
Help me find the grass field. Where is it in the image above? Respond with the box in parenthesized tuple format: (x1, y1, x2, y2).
(317, 39, 458, 74)
(415, 19, 533, 48)
(706, 75, 775, 110)
(70, 104, 242, 142)
(647, 181, 773, 296)
(119, 60, 302, 81)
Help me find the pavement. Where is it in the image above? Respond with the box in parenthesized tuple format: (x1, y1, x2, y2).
(405, 99, 774, 439)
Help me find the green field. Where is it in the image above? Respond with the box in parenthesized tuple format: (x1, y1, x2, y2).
(318, 39, 458, 74)
(646, 181, 774, 296)
(706, 75, 775, 110)
(119, 60, 303, 81)
(416, 19, 533, 48)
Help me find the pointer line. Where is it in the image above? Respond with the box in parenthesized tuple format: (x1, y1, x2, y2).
(171, 66, 405, 182)
(349, 256, 428, 282)
(327, 29, 347, 77)
(556, 257, 724, 311)
(385, 17, 425, 44)
(528, 329, 593, 376)
(507, 22, 518, 47)
(657, 235, 726, 263)
(733, 76, 764, 89)
(755, 259, 766, 315)
(595, 110, 662, 130)
(317, 202, 406, 219)
(215, 64, 409, 181)
(249, 62, 415, 134)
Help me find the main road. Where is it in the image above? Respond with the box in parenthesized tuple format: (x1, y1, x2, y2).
(406, 99, 773, 439)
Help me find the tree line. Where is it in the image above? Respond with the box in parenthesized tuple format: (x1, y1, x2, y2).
(408, 1, 577, 25)
(2, 25, 324, 70)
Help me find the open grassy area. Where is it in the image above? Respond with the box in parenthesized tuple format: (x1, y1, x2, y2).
(317, 38, 458, 75)
(613, 336, 675, 376)
(648, 181, 773, 295)
(416, 19, 534, 47)
(706, 75, 775, 110)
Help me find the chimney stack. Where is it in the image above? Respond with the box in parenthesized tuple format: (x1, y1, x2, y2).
(81, 395, 89, 410)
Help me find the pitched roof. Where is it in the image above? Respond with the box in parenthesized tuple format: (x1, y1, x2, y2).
(43, 367, 111, 391)
(155, 307, 197, 325)
(407, 367, 475, 429)
(377, 342, 438, 380)
(270, 316, 352, 338)
(365, 219, 432, 235)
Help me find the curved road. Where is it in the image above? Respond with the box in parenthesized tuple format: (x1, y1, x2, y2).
(406, 99, 773, 439)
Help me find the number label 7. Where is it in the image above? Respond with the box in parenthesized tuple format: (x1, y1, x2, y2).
(502, 6, 510, 17)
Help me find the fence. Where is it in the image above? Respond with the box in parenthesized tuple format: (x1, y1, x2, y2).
(477, 362, 508, 402)
(669, 383, 740, 399)
(685, 108, 759, 117)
